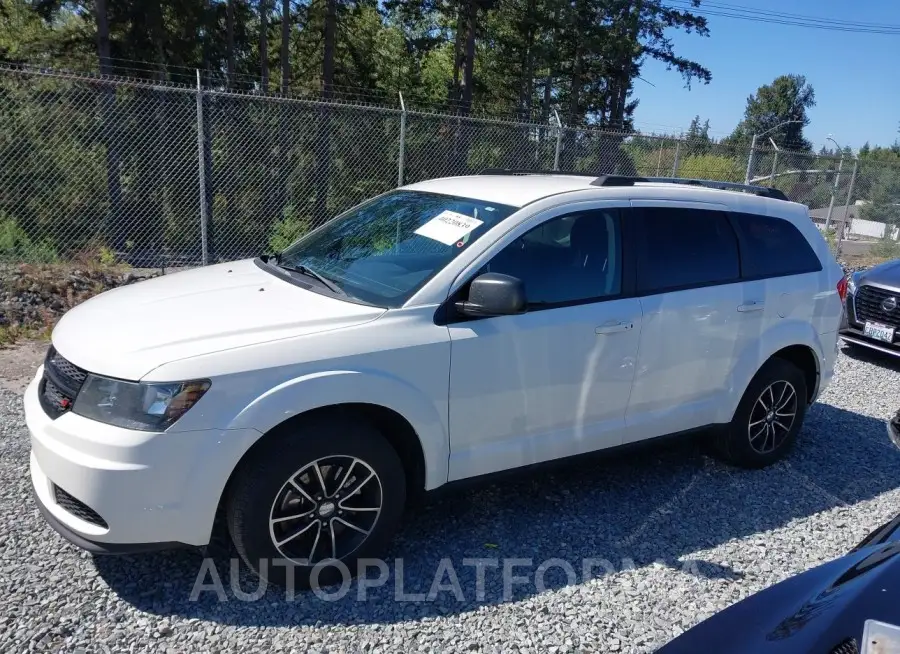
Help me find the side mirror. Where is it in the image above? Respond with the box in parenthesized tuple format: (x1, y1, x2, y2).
(455, 272, 527, 318)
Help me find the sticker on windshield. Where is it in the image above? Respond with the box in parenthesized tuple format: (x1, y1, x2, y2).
(414, 210, 484, 246)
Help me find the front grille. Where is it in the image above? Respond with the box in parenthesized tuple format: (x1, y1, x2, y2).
(854, 285, 900, 331)
(829, 637, 859, 654)
(53, 484, 108, 528)
(47, 347, 87, 386)
(38, 346, 87, 419)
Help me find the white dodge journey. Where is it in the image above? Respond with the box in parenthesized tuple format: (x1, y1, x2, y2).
(26, 171, 845, 588)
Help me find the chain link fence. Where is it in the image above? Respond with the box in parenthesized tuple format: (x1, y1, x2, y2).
(2, 64, 899, 270)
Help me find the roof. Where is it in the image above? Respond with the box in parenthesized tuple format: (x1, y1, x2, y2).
(808, 205, 861, 225)
(401, 174, 790, 209)
(402, 174, 596, 207)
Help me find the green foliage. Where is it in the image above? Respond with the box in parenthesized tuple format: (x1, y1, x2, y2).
(98, 246, 117, 266)
(678, 154, 744, 183)
(856, 144, 900, 225)
(726, 74, 816, 151)
(267, 205, 312, 253)
(0, 213, 58, 263)
(870, 235, 900, 260)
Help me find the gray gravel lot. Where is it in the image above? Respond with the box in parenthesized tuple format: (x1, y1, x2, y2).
(2, 344, 900, 653)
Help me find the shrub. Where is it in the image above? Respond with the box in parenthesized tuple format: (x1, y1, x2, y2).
(267, 205, 312, 253)
(870, 236, 900, 260)
(0, 213, 58, 263)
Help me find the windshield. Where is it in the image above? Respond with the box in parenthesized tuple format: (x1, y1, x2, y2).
(274, 190, 518, 307)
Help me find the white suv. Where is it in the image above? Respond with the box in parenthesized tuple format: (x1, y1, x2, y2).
(26, 172, 844, 587)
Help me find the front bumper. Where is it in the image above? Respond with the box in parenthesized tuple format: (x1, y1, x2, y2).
(840, 327, 900, 357)
(26, 367, 260, 551)
(839, 291, 900, 356)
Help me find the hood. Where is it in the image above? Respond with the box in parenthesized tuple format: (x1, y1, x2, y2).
(51, 259, 385, 380)
(858, 258, 900, 286)
(658, 513, 900, 654)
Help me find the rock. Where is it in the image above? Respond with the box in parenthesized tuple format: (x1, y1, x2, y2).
(0, 264, 161, 337)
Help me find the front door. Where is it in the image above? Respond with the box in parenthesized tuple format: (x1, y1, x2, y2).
(446, 205, 643, 481)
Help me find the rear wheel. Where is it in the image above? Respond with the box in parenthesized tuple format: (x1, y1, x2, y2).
(226, 415, 406, 589)
(711, 358, 808, 468)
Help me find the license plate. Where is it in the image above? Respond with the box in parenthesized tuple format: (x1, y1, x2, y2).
(864, 320, 895, 343)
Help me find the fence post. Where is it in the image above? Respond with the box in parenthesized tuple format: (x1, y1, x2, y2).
(769, 150, 779, 185)
(553, 110, 562, 170)
(671, 140, 681, 177)
(656, 139, 664, 176)
(397, 92, 407, 187)
(824, 153, 845, 233)
(836, 157, 859, 255)
(195, 70, 209, 265)
(744, 133, 758, 185)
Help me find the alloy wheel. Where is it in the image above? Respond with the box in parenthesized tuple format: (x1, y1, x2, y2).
(268, 456, 383, 565)
(747, 380, 798, 455)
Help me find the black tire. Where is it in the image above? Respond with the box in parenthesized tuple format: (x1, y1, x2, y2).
(226, 414, 406, 590)
(711, 357, 808, 468)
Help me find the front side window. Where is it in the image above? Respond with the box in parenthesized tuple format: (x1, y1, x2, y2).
(635, 207, 740, 293)
(484, 209, 622, 306)
(274, 190, 517, 307)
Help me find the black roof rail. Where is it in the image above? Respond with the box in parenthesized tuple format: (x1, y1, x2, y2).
(478, 167, 600, 179)
(476, 169, 790, 202)
(591, 175, 790, 201)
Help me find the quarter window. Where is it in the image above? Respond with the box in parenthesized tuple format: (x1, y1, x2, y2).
(484, 209, 622, 305)
(635, 207, 740, 293)
(732, 212, 822, 278)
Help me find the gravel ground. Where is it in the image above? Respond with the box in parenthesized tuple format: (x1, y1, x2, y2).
(2, 344, 900, 653)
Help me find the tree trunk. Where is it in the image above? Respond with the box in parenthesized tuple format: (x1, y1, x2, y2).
(94, 0, 122, 253)
(567, 42, 582, 126)
(322, 0, 336, 98)
(313, 0, 336, 224)
(280, 0, 290, 94)
(449, 7, 465, 110)
(95, 0, 111, 74)
(275, 0, 292, 249)
(610, 0, 640, 131)
(260, 0, 269, 90)
(226, 0, 236, 86)
(460, 1, 476, 116)
(518, 0, 537, 120)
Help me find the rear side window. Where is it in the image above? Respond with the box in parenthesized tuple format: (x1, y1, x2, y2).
(732, 212, 822, 278)
(635, 207, 740, 293)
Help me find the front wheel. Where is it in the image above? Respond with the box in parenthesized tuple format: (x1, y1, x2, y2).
(226, 415, 406, 589)
(711, 358, 808, 468)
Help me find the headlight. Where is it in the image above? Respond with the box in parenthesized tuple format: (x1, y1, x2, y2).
(847, 274, 858, 295)
(73, 375, 210, 431)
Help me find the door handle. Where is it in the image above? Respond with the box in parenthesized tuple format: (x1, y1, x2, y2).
(737, 301, 765, 313)
(595, 320, 633, 334)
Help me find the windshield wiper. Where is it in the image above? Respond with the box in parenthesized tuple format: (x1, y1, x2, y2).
(262, 252, 349, 297)
(283, 264, 346, 296)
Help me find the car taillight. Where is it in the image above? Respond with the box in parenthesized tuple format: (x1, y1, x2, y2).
(837, 276, 848, 301)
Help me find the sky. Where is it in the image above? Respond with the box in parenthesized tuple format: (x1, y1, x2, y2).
(633, 0, 900, 152)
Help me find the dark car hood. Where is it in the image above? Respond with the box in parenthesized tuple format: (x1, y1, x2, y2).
(858, 258, 900, 286)
(657, 513, 900, 654)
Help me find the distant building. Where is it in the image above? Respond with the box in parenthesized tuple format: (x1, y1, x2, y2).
(809, 203, 899, 241)
(808, 205, 861, 233)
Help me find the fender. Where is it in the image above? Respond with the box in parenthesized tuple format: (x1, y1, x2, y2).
(226, 369, 449, 490)
(723, 319, 824, 423)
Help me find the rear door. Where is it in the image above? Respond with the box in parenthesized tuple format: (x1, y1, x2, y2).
(624, 201, 747, 443)
(728, 211, 831, 334)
